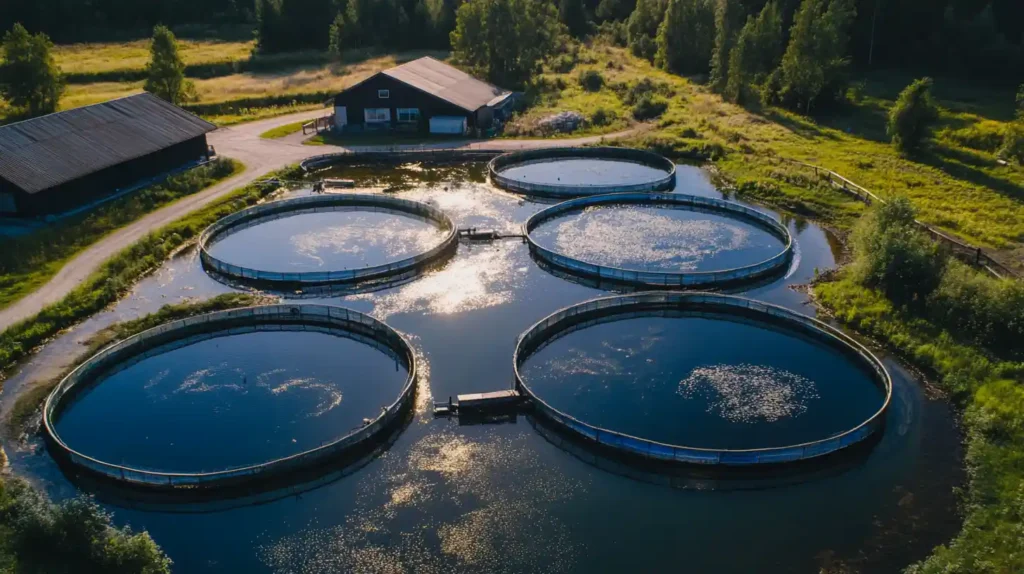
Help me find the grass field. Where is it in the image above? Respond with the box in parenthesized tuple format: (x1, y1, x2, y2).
(54, 38, 255, 77)
(526, 44, 1023, 269)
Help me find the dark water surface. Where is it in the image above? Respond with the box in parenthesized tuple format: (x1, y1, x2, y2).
(531, 204, 787, 273)
(499, 158, 669, 186)
(522, 314, 884, 449)
(1, 163, 963, 574)
(55, 330, 408, 472)
(208, 209, 446, 273)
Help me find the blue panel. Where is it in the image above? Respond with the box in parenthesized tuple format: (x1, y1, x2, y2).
(648, 443, 675, 461)
(617, 436, 650, 456)
(754, 448, 804, 463)
(719, 451, 761, 465)
(674, 449, 719, 464)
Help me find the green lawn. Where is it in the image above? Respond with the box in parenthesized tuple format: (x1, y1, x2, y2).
(260, 120, 309, 139)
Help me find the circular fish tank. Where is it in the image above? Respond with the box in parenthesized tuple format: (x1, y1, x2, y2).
(525, 193, 793, 289)
(514, 293, 890, 465)
(43, 305, 417, 488)
(489, 147, 676, 197)
(199, 194, 457, 288)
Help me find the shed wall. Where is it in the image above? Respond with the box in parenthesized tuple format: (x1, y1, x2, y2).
(334, 74, 477, 131)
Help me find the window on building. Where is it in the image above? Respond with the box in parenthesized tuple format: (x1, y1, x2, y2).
(365, 108, 391, 123)
(378, 89, 390, 99)
(396, 108, 420, 123)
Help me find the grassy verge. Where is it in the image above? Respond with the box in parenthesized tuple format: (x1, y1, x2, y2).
(0, 159, 243, 312)
(6, 293, 273, 435)
(816, 276, 1024, 573)
(0, 164, 303, 380)
(530, 42, 1023, 267)
(260, 120, 309, 139)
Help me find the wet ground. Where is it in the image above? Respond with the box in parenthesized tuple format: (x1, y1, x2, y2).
(0, 162, 963, 574)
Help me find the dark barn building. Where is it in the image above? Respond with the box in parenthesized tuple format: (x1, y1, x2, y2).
(0, 93, 215, 217)
(332, 57, 516, 135)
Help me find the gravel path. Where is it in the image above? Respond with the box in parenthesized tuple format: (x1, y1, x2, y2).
(0, 110, 643, 331)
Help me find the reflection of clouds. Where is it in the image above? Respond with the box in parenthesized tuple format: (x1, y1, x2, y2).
(292, 216, 445, 268)
(678, 364, 820, 423)
(355, 245, 525, 319)
(259, 432, 584, 573)
(544, 348, 624, 377)
(537, 206, 751, 271)
(398, 185, 524, 232)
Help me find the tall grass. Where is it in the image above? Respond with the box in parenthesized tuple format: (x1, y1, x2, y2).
(0, 159, 242, 311)
(0, 165, 303, 377)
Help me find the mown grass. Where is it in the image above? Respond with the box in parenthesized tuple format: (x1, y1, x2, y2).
(0, 159, 242, 312)
(531, 43, 1024, 269)
(5, 292, 273, 434)
(0, 164, 302, 380)
(260, 120, 309, 139)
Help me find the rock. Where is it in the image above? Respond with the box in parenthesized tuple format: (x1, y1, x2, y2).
(537, 111, 586, 134)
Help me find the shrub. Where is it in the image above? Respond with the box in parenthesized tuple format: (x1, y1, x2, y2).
(577, 69, 605, 92)
(999, 122, 1024, 164)
(632, 95, 669, 120)
(851, 197, 947, 308)
(590, 107, 616, 126)
(888, 77, 939, 153)
(927, 261, 1024, 359)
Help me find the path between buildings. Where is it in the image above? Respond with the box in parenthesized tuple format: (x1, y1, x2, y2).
(0, 111, 645, 331)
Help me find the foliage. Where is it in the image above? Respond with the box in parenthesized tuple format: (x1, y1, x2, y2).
(0, 159, 240, 312)
(927, 261, 1024, 359)
(259, 120, 308, 139)
(449, 0, 564, 88)
(769, 0, 856, 113)
(0, 23, 64, 116)
(590, 106, 616, 126)
(578, 69, 605, 92)
(255, 0, 334, 53)
(0, 477, 171, 573)
(850, 197, 946, 308)
(143, 25, 196, 104)
(654, 0, 715, 75)
(887, 77, 938, 153)
(708, 0, 741, 93)
(626, 0, 667, 61)
(999, 122, 1024, 164)
(724, 0, 783, 103)
(560, 0, 590, 38)
(0, 165, 302, 374)
(597, 0, 637, 22)
(631, 95, 668, 119)
(1017, 84, 1024, 119)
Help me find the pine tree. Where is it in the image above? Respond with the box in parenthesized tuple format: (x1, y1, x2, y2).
(708, 0, 742, 93)
(626, 0, 668, 61)
(724, 0, 782, 103)
(0, 23, 64, 116)
(560, 0, 589, 37)
(773, 0, 856, 113)
(143, 25, 196, 104)
(654, 0, 715, 75)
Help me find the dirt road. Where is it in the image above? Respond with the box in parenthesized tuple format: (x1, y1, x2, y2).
(0, 111, 643, 331)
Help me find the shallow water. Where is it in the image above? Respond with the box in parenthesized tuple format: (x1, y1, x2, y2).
(499, 158, 669, 186)
(0, 163, 963, 574)
(521, 314, 884, 449)
(208, 209, 446, 273)
(54, 330, 408, 472)
(531, 204, 787, 273)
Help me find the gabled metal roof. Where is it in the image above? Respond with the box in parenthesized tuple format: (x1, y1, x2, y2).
(0, 93, 216, 194)
(379, 57, 511, 112)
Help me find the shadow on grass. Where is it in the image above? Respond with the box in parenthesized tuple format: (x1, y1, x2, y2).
(913, 146, 1024, 202)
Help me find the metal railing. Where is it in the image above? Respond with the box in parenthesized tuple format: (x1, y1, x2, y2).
(513, 292, 892, 466)
(524, 192, 794, 289)
(43, 304, 418, 489)
(782, 158, 1019, 279)
(198, 194, 458, 287)
(489, 147, 677, 198)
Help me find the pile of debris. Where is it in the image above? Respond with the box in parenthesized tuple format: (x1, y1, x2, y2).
(537, 111, 585, 134)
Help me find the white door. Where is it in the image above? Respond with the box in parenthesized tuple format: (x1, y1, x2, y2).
(429, 116, 467, 135)
(334, 106, 347, 129)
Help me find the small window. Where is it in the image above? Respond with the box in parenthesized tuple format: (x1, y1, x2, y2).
(378, 89, 390, 99)
(364, 108, 391, 123)
(397, 108, 420, 123)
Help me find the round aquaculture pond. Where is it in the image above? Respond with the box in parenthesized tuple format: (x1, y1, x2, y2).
(514, 293, 891, 465)
(525, 193, 793, 289)
(199, 194, 457, 288)
(489, 147, 676, 197)
(43, 305, 417, 489)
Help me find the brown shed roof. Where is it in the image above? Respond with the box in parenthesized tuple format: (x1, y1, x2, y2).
(379, 57, 511, 112)
(0, 93, 215, 194)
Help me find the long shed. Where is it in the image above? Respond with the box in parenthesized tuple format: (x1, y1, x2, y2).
(332, 57, 516, 135)
(0, 93, 216, 217)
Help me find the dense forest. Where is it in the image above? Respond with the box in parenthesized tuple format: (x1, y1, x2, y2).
(1, 0, 1021, 85)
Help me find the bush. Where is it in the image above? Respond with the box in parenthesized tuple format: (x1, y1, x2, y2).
(999, 122, 1024, 164)
(851, 198, 947, 308)
(577, 69, 605, 92)
(888, 77, 939, 153)
(590, 107, 616, 126)
(0, 477, 171, 573)
(632, 95, 669, 120)
(927, 261, 1024, 359)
